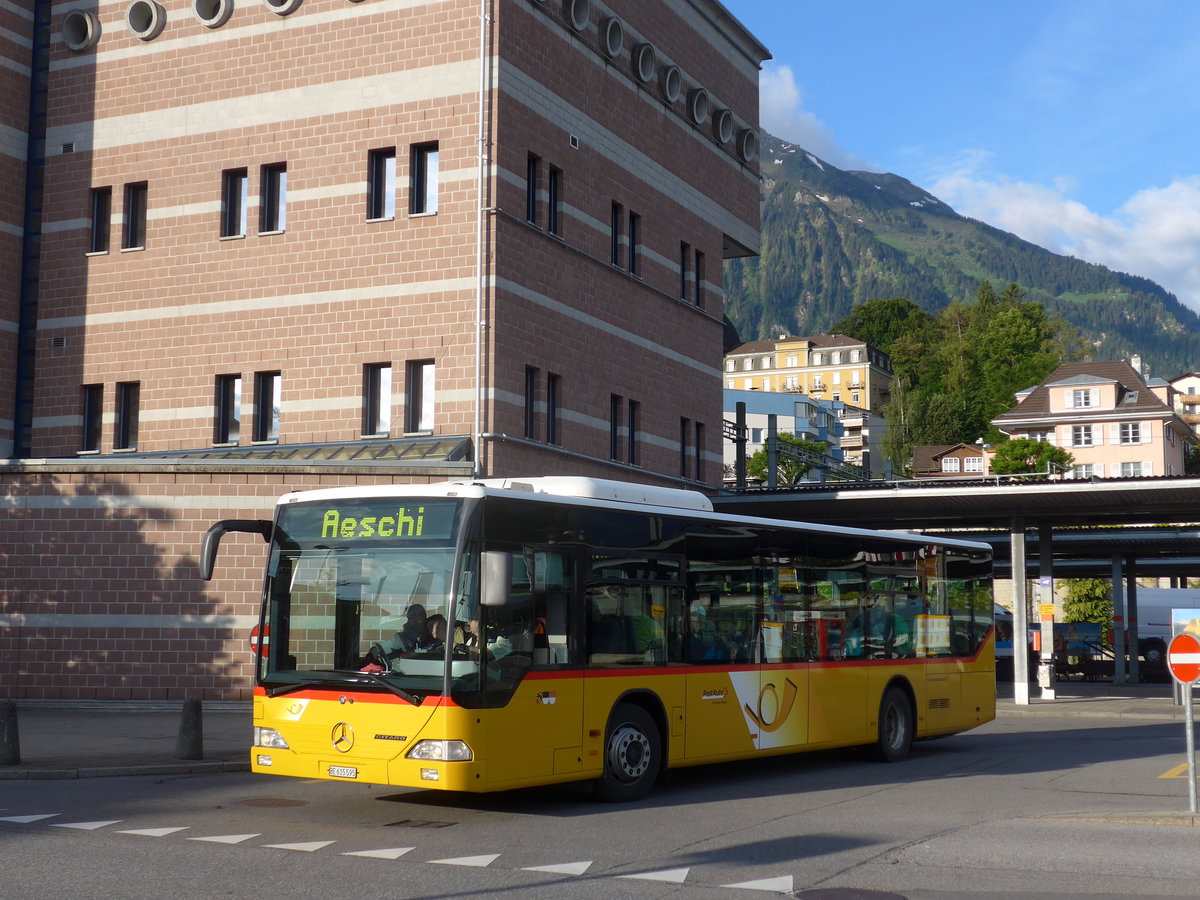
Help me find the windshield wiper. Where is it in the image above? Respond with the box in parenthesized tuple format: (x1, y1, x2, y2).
(265, 672, 421, 706)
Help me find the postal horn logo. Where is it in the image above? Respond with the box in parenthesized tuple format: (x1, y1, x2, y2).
(744, 677, 799, 733)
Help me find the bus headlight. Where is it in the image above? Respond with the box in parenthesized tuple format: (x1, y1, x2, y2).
(254, 726, 290, 749)
(406, 739, 472, 761)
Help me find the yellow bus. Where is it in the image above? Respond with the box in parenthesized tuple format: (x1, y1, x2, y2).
(202, 477, 994, 801)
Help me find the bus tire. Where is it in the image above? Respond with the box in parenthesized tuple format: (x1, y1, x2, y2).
(875, 686, 913, 763)
(595, 703, 660, 802)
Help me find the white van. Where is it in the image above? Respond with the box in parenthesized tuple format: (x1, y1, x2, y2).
(1129, 589, 1200, 664)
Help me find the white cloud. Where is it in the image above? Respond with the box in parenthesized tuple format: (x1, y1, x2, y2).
(759, 65, 875, 172)
(930, 156, 1200, 315)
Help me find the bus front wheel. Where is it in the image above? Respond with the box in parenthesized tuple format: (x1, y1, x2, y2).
(875, 686, 913, 763)
(595, 704, 660, 802)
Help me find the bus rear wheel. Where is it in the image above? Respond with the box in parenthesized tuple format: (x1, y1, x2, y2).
(875, 686, 913, 762)
(595, 704, 660, 802)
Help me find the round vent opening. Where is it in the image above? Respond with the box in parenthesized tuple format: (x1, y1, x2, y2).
(687, 88, 709, 126)
(600, 16, 623, 58)
(713, 108, 734, 144)
(125, 0, 166, 41)
(659, 65, 682, 104)
(264, 0, 303, 16)
(631, 43, 655, 83)
(62, 9, 101, 51)
(193, 0, 233, 27)
(563, 0, 588, 32)
(736, 128, 759, 163)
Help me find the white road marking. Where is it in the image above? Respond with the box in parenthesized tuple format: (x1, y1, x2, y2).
(522, 861, 593, 875)
(617, 867, 690, 883)
(262, 840, 336, 852)
(723, 875, 795, 892)
(342, 847, 415, 859)
(52, 820, 122, 830)
(428, 853, 501, 867)
(189, 833, 263, 844)
(117, 826, 190, 837)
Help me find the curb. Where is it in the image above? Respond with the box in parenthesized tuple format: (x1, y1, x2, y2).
(0, 760, 251, 780)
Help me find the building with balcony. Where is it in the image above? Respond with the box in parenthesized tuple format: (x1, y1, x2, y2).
(1169, 372, 1200, 437)
(723, 388, 848, 482)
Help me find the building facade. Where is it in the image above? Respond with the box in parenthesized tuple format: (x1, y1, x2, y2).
(992, 361, 1192, 480)
(1, 0, 768, 700)
(723, 388, 847, 482)
(1169, 372, 1200, 437)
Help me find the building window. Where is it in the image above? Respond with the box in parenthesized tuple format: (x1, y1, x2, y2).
(628, 400, 640, 466)
(679, 417, 690, 478)
(851, 391, 860, 404)
(628, 211, 640, 275)
(81, 384, 103, 452)
(409, 142, 439, 215)
(832, 352, 842, 365)
(122, 182, 147, 249)
(694, 421, 705, 480)
(546, 372, 560, 445)
(694, 249, 705, 309)
(1120, 422, 1142, 444)
(524, 365, 539, 438)
(680, 241, 690, 299)
(220, 168, 248, 238)
(1120, 461, 1144, 477)
(785, 355, 797, 367)
(114, 381, 139, 450)
(253, 371, 280, 442)
(850, 350, 861, 362)
(609, 394, 622, 460)
(367, 147, 396, 219)
(1072, 389, 1093, 408)
(610, 202, 623, 266)
(812, 353, 823, 365)
(784, 375, 798, 389)
(260, 162, 287, 233)
(547, 166, 561, 235)
(1072, 463, 1096, 479)
(1071, 425, 1093, 447)
(214, 374, 242, 444)
(89, 187, 111, 253)
(526, 154, 539, 224)
(751, 427, 762, 443)
(405, 360, 434, 432)
(362, 364, 392, 436)
(963, 456, 984, 473)
(1027, 430, 1052, 443)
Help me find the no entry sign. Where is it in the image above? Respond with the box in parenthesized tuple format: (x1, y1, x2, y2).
(1167, 632, 1200, 685)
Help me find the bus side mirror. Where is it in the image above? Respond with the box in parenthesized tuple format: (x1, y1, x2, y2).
(200, 519, 272, 581)
(481, 550, 512, 607)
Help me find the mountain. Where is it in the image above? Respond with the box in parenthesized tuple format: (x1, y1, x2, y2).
(723, 136, 1200, 377)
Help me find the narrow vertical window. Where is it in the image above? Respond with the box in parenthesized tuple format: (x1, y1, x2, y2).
(694, 249, 705, 309)
(609, 394, 622, 460)
(410, 142, 439, 215)
(679, 241, 690, 299)
(694, 421, 705, 480)
(114, 381, 139, 450)
(221, 168, 248, 237)
(610, 202, 623, 266)
(628, 399, 640, 466)
(526, 154, 540, 224)
(214, 374, 242, 444)
(81, 384, 103, 452)
(628, 211, 640, 275)
(253, 371, 281, 442)
(367, 147, 397, 219)
(547, 166, 562, 235)
(405, 360, 435, 432)
(122, 182, 147, 249)
(89, 188, 111, 253)
(260, 162, 287, 233)
(679, 417, 690, 478)
(524, 365, 539, 438)
(363, 363, 392, 436)
(546, 372, 560, 446)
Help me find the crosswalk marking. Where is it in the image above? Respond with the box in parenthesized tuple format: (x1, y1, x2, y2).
(723, 875, 795, 892)
(0, 814, 60, 824)
(262, 840, 336, 852)
(117, 826, 190, 837)
(428, 853, 500, 867)
(52, 820, 123, 830)
(521, 861, 593, 875)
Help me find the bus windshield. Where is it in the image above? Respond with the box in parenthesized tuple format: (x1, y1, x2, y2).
(259, 498, 475, 700)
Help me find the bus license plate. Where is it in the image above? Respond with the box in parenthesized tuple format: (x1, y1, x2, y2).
(328, 765, 358, 779)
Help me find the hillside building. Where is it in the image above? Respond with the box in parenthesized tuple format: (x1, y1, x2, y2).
(0, 1, 768, 700)
(1169, 373, 1200, 437)
(992, 361, 1193, 479)
(723, 388, 848, 482)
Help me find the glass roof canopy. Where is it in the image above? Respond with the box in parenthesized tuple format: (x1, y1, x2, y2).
(112, 436, 473, 465)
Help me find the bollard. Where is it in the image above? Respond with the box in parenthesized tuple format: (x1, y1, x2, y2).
(174, 696, 204, 761)
(0, 699, 20, 766)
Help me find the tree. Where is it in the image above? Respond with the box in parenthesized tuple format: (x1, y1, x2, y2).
(1062, 578, 1112, 625)
(747, 433, 829, 485)
(989, 438, 1073, 475)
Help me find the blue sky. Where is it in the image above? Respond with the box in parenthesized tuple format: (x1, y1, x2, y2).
(724, 0, 1200, 315)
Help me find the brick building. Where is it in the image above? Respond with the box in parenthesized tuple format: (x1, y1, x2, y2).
(0, 0, 768, 699)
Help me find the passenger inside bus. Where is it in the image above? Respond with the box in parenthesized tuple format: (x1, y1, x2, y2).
(396, 603, 427, 652)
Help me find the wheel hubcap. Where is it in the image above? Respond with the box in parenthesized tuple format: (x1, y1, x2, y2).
(608, 724, 651, 781)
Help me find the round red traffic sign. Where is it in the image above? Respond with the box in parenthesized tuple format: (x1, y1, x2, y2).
(249, 623, 269, 655)
(1167, 632, 1200, 685)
